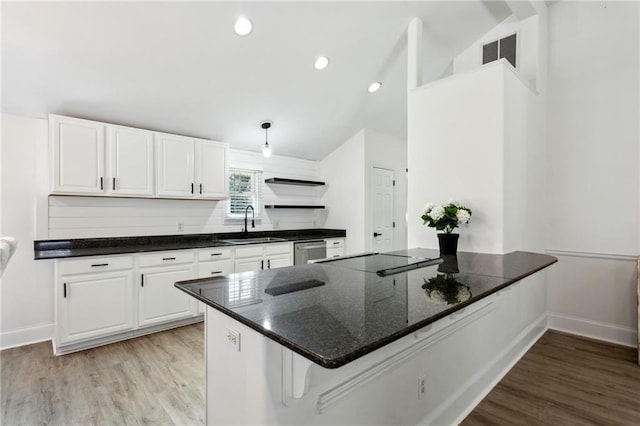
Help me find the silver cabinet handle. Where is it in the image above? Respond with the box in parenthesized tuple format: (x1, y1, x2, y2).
(91, 263, 109, 267)
(210, 271, 223, 275)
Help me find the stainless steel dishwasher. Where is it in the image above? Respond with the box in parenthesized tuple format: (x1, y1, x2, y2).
(293, 240, 327, 265)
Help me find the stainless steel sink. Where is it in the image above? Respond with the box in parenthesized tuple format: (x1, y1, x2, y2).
(220, 237, 288, 245)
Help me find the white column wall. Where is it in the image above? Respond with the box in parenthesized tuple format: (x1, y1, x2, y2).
(407, 63, 506, 254)
(502, 67, 545, 253)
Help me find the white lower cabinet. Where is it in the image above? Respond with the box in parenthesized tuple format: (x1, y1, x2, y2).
(53, 240, 298, 353)
(265, 243, 292, 269)
(138, 251, 197, 327)
(235, 243, 292, 272)
(56, 255, 134, 345)
(325, 238, 345, 258)
(197, 247, 234, 314)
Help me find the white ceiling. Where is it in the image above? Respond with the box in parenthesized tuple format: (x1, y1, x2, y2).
(1, 1, 512, 160)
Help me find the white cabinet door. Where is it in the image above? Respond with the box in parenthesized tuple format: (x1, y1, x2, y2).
(58, 271, 133, 344)
(155, 133, 195, 197)
(195, 139, 228, 199)
(50, 115, 105, 194)
(107, 125, 154, 196)
(265, 254, 291, 269)
(138, 264, 196, 327)
(235, 256, 264, 273)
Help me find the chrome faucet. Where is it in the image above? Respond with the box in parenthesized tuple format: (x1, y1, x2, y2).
(243, 205, 255, 236)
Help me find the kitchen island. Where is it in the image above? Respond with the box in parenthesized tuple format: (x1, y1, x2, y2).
(176, 249, 556, 425)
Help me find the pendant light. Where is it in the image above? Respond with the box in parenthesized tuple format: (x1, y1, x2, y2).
(261, 121, 272, 158)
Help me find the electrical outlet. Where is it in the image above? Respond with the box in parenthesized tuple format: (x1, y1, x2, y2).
(226, 328, 240, 352)
(418, 376, 426, 400)
(177, 221, 184, 232)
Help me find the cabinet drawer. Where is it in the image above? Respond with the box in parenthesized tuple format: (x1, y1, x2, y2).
(198, 259, 233, 278)
(326, 247, 344, 258)
(325, 238, 345, 248)
(235, 245, 264, 258)
(265, 243, 291, 256)
(138, 250, 195, 267)
(198, 247, 232, 261)
(58, 255, 133, 276)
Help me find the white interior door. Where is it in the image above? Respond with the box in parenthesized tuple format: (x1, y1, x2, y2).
(372, 167, 394, 253)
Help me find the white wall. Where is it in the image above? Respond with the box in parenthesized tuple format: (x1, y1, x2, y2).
(407, 63, 507, 254)
(502, 64, 546, 253)
(320, 128, 408, 254)
(0, 113, 328, 349)
(545, 1, 639, 346)
(1, 114, 54, 349)
(363, 128, 408, 252)
(48, 149, 324, 239)
(321, 130, 366, 254)
(453, 14, 541, 91)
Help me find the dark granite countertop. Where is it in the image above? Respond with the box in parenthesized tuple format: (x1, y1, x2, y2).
(34, 229, 346, 259)
(175, 249, 557, 369)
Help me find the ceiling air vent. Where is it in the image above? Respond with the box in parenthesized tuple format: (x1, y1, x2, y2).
(482, 33, 517, 68)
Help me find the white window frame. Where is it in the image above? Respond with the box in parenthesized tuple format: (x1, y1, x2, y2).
(226, 167, 262, 220)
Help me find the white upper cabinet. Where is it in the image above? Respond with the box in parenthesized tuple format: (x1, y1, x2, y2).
(50, 114, 228, 200)
(156, 133, 228, 199)
(50, 115, 105, 195)
(155, 133, 195, 198)
(195, 139, 228, 199)
(107, 125, 154, 196)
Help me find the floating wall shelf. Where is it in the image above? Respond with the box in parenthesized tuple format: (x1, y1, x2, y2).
(264, 178, 325, 187)
(264, 205, 325, 209)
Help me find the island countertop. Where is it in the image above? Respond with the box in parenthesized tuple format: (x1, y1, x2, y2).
(175, 249, 557, 368)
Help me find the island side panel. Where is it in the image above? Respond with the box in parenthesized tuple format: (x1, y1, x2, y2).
(204, 271, 548, 425)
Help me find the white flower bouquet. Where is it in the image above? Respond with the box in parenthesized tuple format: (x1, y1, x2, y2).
(421, 200, 472, 234)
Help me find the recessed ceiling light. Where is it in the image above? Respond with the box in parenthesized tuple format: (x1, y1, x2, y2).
(234, 17, 252, 36)
(314, 56, 329, 70)
(368, 82, 382, 93)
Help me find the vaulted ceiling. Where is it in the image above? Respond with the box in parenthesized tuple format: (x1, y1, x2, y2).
(1, 1, 512, 160)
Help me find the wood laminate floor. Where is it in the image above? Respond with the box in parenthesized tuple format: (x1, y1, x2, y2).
(1, 323, 205, 426)
(1, 327, 638, 425)
(462, 330, 640, 426)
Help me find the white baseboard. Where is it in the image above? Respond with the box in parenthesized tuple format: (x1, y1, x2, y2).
(548, 312, 637, 348)
(0, 323, 53, 350)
